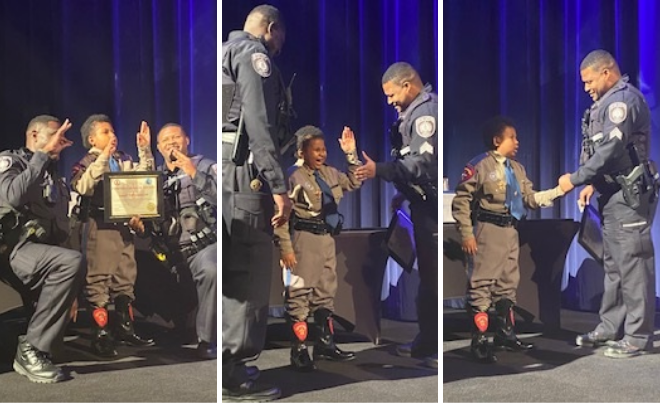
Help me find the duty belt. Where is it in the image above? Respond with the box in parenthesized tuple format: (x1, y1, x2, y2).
(476, 209, 519, 228)
(292, 216, 332, 235)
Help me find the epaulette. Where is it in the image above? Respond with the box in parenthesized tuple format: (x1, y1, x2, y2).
(460, 152, 489, 183)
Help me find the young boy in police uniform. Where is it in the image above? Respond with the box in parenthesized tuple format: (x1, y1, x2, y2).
(452, 116, 565, 363)
(274, 125, 361, 371)
(71, 114, 155, 357)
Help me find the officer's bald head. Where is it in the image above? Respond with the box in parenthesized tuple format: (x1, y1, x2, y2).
(580, 50, 620, 75)
(381, 62, 421, 87)
(580, 50, 622, 101)
(244, 5, 286, 57)
(245, 5, 284, 30)
(25, 115, 61, 151)
(26, 115, 60, 136)
(381, 62, 424, 113)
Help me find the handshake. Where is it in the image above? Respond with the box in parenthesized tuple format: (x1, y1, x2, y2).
(557, 172, 594, 212)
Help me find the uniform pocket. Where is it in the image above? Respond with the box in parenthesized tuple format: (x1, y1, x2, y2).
(232, 193, 266, 233)
(620, 221, 653, 259)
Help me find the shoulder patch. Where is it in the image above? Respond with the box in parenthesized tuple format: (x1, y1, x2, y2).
(211, 163, 217, 175)
(461, 165, 475, 182)
(0, 156, 13, 173)
(251, 53, 271, 78)
(608, 102, 627, 124)
(415, 116, 436, 138)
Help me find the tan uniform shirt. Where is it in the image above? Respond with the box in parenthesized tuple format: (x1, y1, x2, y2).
(452, 150, 563, 241)
(274, 151, 361, 255)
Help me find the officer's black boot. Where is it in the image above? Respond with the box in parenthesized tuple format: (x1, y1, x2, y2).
(312, 309, 355, 361)
(114, 295, 155, 347)
(91, 306, 118, 358)
(13, 335, 64, 383)
(287, 318, 315, 371)
(468, 307, 497, 363)
(493, 299, 534, 351)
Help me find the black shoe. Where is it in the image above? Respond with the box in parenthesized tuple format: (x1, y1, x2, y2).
(197, 341, 217, 360)
(313, 343, 356, 361)
(116, 328, 155, 347)
(13, 336, 65, 383)
(92, 328, 118, 358)
(222, 380, 282, 402)
(290, 342, 316, 371)
(493, 335, 535, 351)
(312, 309, 356, 362)
(114, 295, 155, 347)
(471, 334, 497, 363)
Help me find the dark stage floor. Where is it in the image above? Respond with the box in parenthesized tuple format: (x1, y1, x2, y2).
(444, 308, 660, 402)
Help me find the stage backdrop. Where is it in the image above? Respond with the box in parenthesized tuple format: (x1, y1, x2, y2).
(0, 0, 217, 176)
(222, 0, 439, 229)
(445, 0, 660, 300)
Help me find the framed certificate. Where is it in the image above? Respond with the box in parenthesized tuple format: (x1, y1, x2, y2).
(103, 171, 164, 223)
(385, 209, 417, 273)
(578, 204, 604, 265)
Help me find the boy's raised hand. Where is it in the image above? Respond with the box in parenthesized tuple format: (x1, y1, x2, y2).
(136, 121, 151, 148)
(338, 126, 356, 154)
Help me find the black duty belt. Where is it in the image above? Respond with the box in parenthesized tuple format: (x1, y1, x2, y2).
(476, 209, 519, 228)
(292, 217, 332, 235)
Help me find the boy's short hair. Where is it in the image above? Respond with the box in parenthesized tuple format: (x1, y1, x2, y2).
(294, 125, 325, 152)
(81, 114, 112, 149)
(481, 116, 516, 150)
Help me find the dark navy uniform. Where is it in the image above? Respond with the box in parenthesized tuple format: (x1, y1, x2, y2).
(376, 84, 438, 357)
(221, 30, 288, 387)
(0, 148, 83, 357)
(159, 155, 217, 346)
(570, 76, 656, 351)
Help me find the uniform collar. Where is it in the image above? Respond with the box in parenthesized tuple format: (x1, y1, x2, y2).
(489, 150, 507, 164)
(593, 75, 629, 109)
(399, 84, 434, 119)
(227, 30, 270, 54)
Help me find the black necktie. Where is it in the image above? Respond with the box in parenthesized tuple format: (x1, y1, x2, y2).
(313, 170, 340, 229)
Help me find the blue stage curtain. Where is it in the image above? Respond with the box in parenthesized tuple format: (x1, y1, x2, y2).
(445, 0, 660, 303)
(222, 0, 438, 229)
(0, 0, 216, 174)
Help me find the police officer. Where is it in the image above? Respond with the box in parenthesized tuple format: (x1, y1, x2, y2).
(355, 62, 438, 368)
(131, 123, 218, 360)
(559, 50, 657, 359)
(0, 115, 84, 383)
(221, 4, 291, 401)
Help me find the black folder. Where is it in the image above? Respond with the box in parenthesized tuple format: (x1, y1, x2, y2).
(385, 210, 417, 273)
(578, 204, 604, 265)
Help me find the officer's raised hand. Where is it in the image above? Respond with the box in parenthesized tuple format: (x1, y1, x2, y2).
(170, 149, 197, 178)
(355, 151, 376, 180)
(338, 126, 356, 153)
(136, 121, 151, 149)
(40, 118, 73, 159)
(462, 236, 478, 256)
